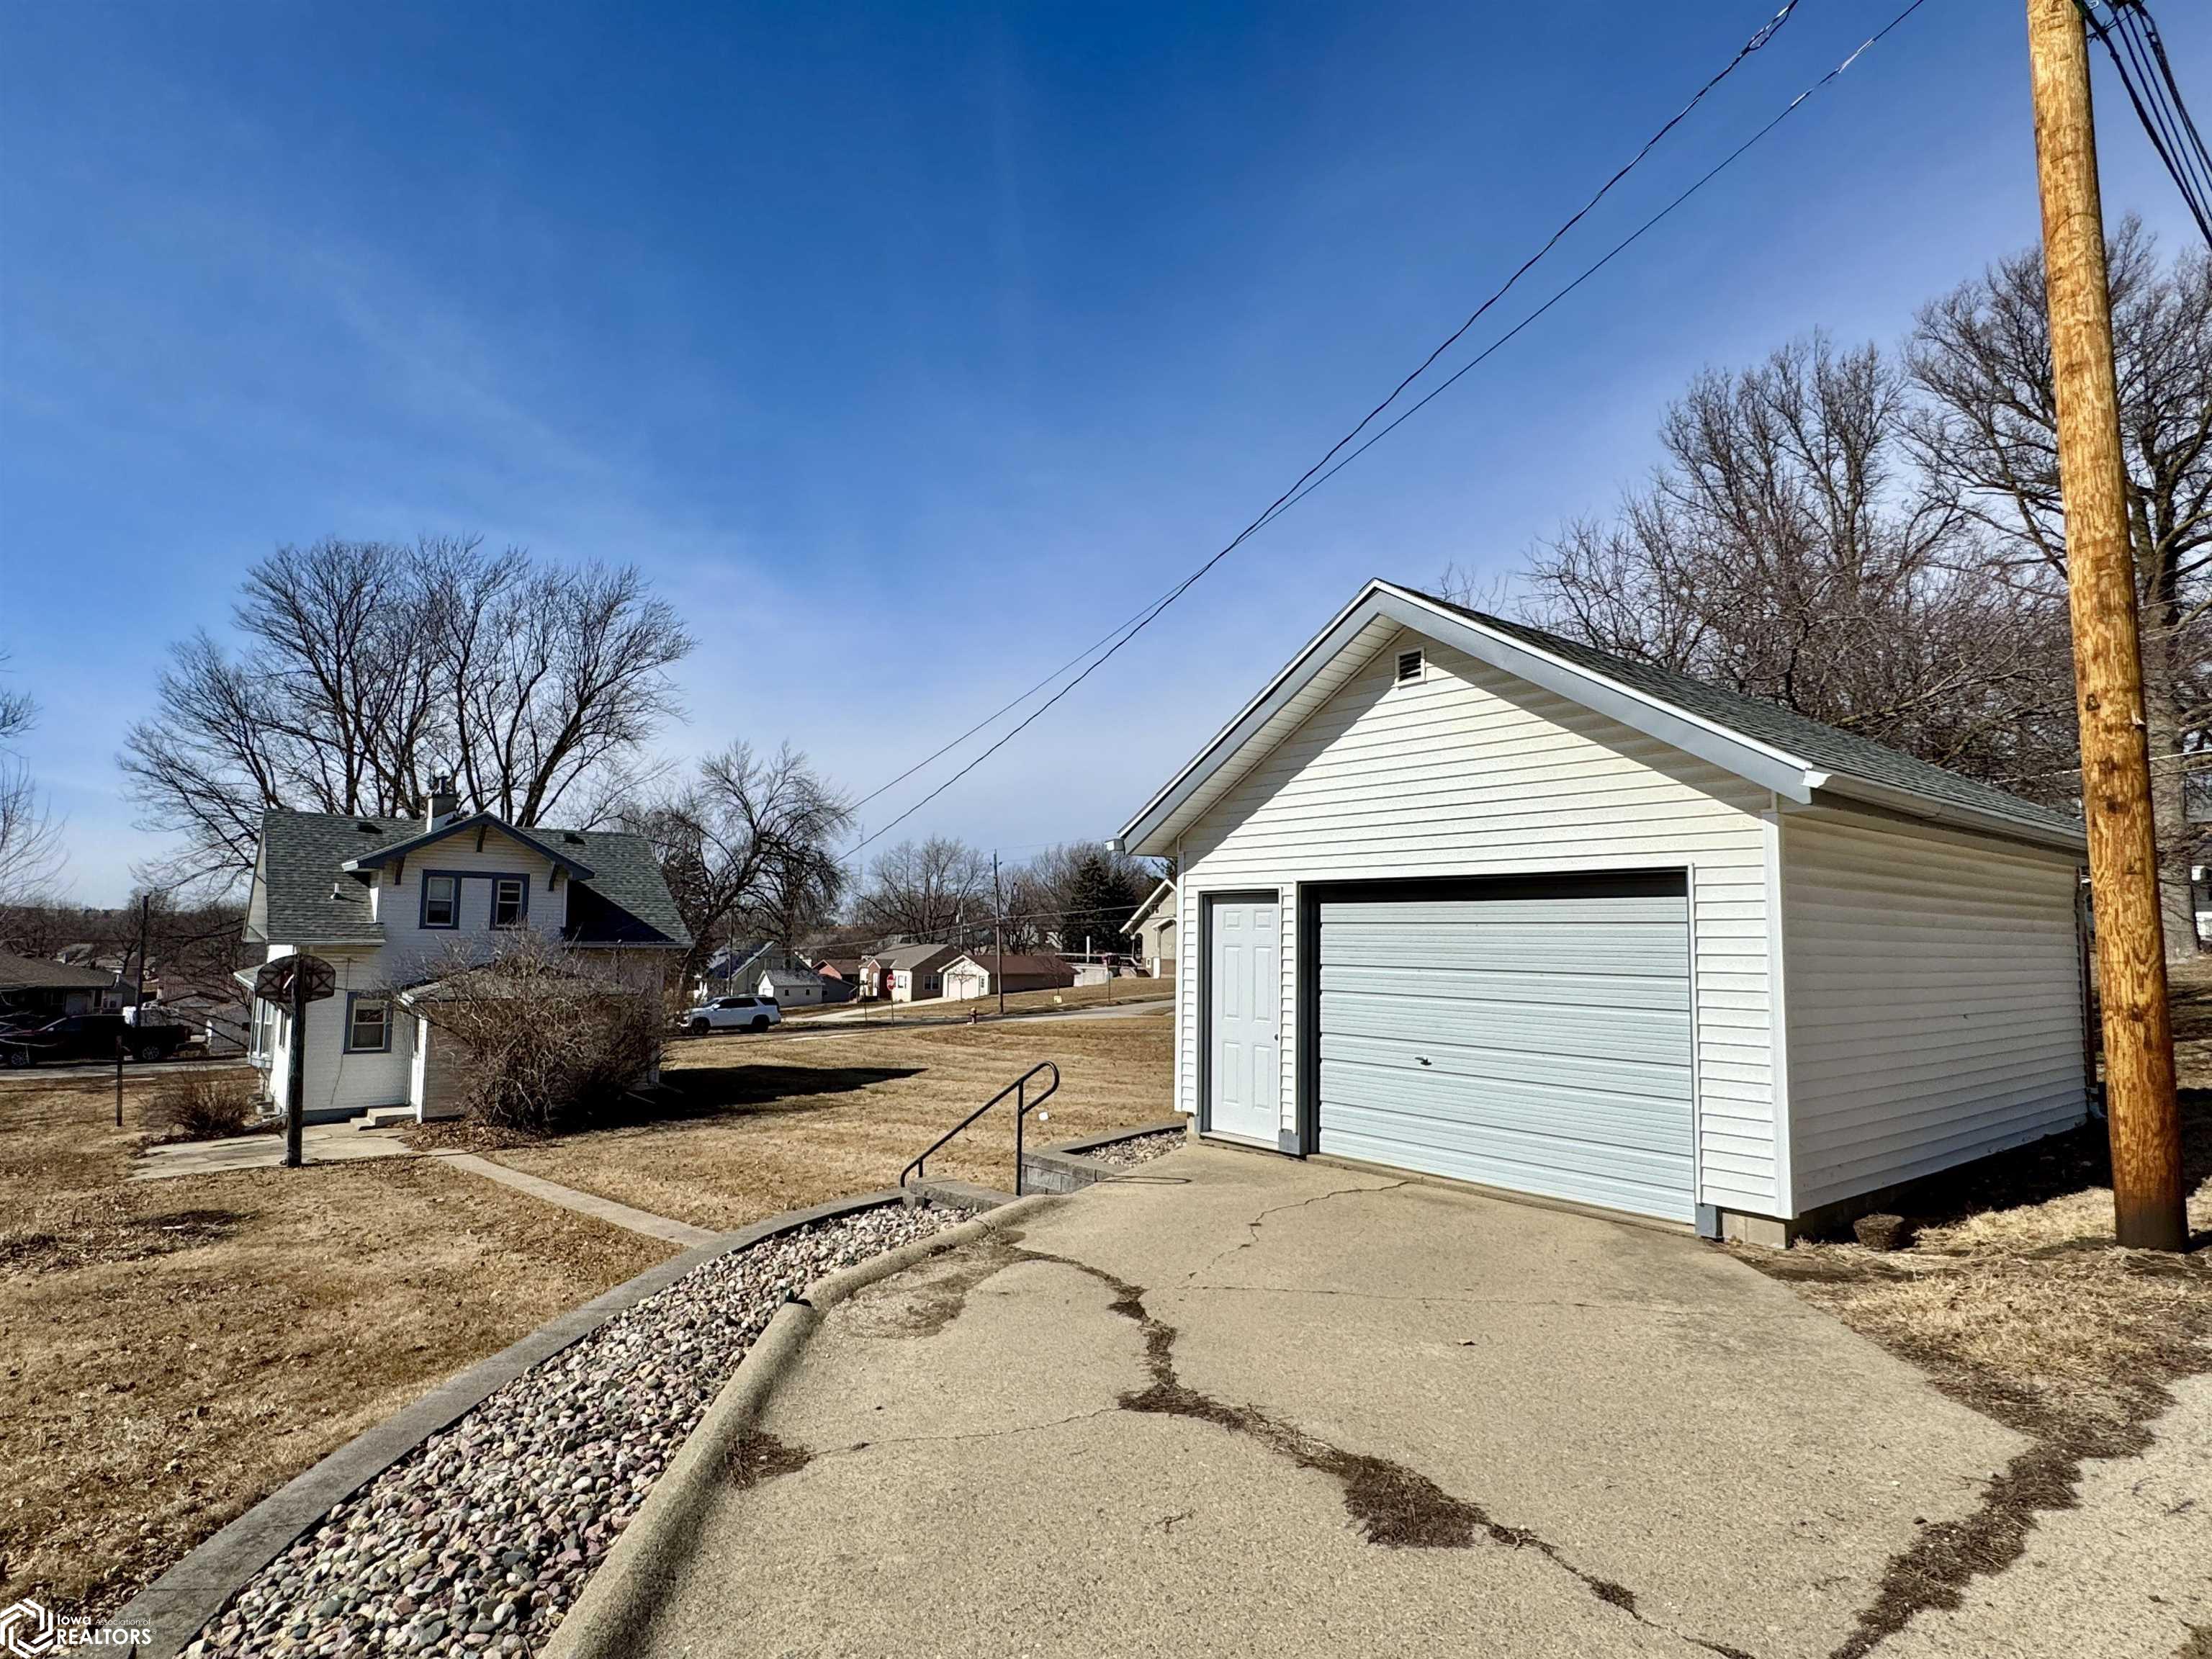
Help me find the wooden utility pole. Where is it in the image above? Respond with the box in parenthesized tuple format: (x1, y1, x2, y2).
(2026, 0, 2188, 1251)
(993, 851, 1005, 1020)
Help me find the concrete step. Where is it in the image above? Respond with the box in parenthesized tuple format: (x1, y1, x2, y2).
(907, 1177, 1017, 1213)
(356, 1107, 415, 1131)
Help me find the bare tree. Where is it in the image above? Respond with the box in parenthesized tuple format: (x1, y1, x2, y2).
(1495, 336, 2078, 804)
(856, 837, 992, 941)
(1909, 216, 2212, 953)
(121, 536, 694, 891)
(627, 742, 850, 981)
(0, 652, 63, 904)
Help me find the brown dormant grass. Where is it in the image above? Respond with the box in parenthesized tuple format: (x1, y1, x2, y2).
(780, 974, 1175, 1024)
(0, 1068, 671, 1620)
(472, 1009, 1175, 1232)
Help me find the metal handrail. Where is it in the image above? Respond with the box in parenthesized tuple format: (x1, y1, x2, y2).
(899, 1059, 1060, 1195)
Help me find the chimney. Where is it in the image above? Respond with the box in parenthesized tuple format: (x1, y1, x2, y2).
(426, 774, 458, 829)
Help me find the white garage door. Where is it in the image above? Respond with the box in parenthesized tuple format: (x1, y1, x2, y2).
(945, 969, 987, 1001)
(1316, 885, 1694, 1222)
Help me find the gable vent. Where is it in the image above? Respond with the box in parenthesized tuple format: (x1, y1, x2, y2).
(1395, 648, 1425, 684)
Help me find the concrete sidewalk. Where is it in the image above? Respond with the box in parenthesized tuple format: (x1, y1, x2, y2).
(631, 1146, 2028, 1658)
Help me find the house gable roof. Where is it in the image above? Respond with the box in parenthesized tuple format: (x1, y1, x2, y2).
(249, 809, 690, 948)
(1125, 877, 1177, 931)
(1117, 580, 2087, 857)
(340, 811, 596, 880)
(866, 942, 965, 973)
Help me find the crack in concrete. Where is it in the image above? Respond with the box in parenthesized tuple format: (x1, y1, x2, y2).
(1182, 1179, 1411, 1285)
(1019, 1246, 1756, 1659)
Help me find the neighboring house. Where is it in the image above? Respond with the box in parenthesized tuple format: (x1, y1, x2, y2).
(938, 950, 1078, 1001)
(153, 986, 251, 1056)
(862, 943, 965, 1002)
(240, 784, 691, 1125)
(0, 953, 121, 1022)
(757, 964, 827, 1007)
(813, 956, 863, 983)
(693, 940, 773, 1003)
(1126, 878, 1178, 976)
(1117, 580, 2092, 1245)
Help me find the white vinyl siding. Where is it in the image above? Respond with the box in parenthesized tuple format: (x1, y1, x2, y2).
(261, 950, 413, 1121)
(1781, 809, 2089, 1211)
(379, 829, 569, 976)
(1175, 631, 1781, 1213)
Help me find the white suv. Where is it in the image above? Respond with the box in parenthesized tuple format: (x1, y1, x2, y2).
(684, 994, 783, 1035)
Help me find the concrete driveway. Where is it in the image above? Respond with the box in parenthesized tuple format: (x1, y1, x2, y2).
(639, 1146, 2024, 1658)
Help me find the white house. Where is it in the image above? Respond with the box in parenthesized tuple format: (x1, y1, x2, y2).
(240, 784, 691, 1124)
(757, 964, 827, 1007)
(1115, 581, 2092, 1245)
(862, 943, 964, 1002)
(1126, 877, 1178, 976)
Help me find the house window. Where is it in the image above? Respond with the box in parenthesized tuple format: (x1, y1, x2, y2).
(346, 994, 391, 1053)
(423, 874, 458, 928)
(492, 876, 526, 929)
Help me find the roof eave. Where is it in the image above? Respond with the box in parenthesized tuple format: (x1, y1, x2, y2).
(1810, 775, 2088, 855)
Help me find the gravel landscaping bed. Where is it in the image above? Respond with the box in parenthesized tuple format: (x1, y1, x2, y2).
(184, 1203, 958, 1658)
(1084, 1129, 1184, 1167)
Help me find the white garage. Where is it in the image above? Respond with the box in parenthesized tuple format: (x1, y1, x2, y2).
(1121, 581, 2092, 1241)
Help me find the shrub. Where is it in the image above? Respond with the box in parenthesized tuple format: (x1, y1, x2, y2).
(148, 1072, 261, 1141)
(415, 935, 665, 1136)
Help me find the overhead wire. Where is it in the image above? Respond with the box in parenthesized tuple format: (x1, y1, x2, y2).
(2081, 0, 2212, 246)
(845, 1, 1812, 840)
(846, 0, 1937, 857)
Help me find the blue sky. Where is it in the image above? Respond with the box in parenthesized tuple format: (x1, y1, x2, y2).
(4, 0, 2208, 904)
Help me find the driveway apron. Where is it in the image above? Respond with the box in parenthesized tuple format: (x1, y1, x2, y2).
(638, 1145, 2024, 1658)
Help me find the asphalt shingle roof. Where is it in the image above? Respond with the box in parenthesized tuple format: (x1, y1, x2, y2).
(1416, 591, 2086, 842)
(0, 951, 117, 991)
(254, 810, 691, 948)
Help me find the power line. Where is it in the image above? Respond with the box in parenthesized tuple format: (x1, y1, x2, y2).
(2081, 0, 2212, 246)
(848, 0, 1933, 856)
(1254, 0, 1937, 531)
(846, 2, 1809, 839)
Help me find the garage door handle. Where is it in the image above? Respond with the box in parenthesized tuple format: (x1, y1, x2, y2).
(1417, 1056, 1431, 1066)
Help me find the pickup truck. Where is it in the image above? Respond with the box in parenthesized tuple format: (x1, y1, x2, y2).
(0, 1012, 196, 1069)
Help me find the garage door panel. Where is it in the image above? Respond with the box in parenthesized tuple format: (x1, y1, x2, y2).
(1321, 1071, 1692, 1156)
(1321, 1115, 1694, 1221)
(1320, 898, 1689, 928)
(1320, 922, 1691, 976)
(1316, 881, 1694, 1223)
(1321, 992, 1690, 1062)
(1321, 1032, 1691, 1098)
(1321, 963, 1690, 1012)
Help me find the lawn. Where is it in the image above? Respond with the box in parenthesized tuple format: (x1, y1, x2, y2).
(457, 1008, 1175, 1232)
(779, 974, 1176, 1025)
(0, 1068, 673, 1622)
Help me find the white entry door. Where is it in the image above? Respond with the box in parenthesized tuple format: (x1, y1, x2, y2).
(1207, 896, 1280, 1144)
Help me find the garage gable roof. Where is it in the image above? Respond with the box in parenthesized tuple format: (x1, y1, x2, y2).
(1116, 580, 2087, 856)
